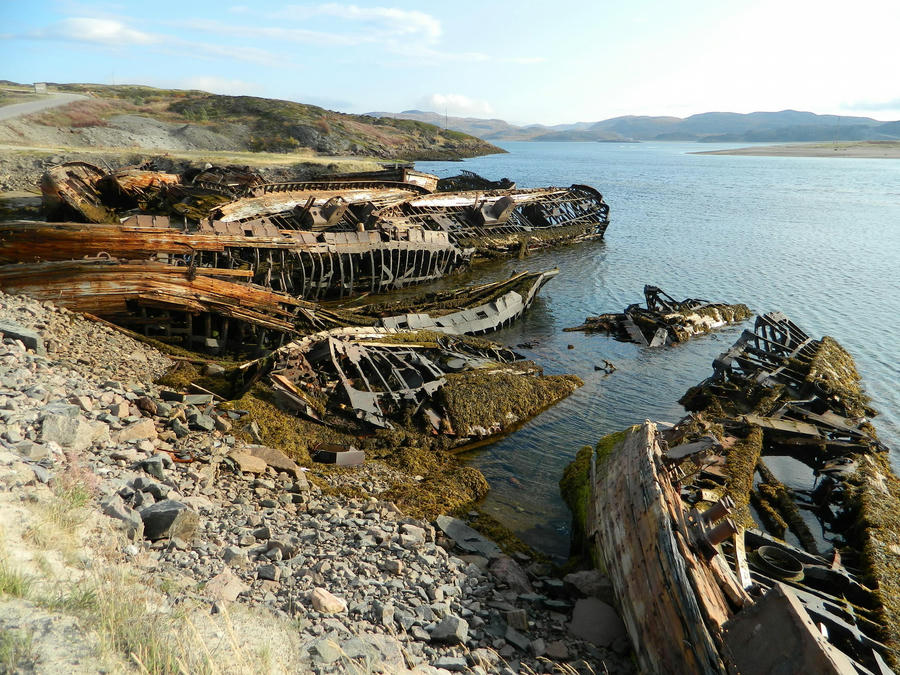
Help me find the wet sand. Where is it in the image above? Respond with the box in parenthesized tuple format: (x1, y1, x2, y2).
(693, 141, 900, 159)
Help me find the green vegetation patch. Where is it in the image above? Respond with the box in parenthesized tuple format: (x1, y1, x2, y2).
(559, 429, 628, 567)
(845, 452, 900, 668)
(439, 367, 582, 435)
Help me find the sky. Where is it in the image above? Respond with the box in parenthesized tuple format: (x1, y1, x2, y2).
(1, 0, 899, 125)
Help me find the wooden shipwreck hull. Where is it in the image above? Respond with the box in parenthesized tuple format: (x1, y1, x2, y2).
(590, 422, 894, 674)
(566, 284, 752, 346)
(587, 312, 900, 673)
(255, 326, 572, 444)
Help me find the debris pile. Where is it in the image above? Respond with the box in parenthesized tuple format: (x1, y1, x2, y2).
(566, 285, 752, 346)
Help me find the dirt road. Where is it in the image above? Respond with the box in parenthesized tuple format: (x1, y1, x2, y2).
(0, 93, 87, 122)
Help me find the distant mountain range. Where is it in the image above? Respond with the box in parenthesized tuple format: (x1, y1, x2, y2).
(366, 109, 900, 143)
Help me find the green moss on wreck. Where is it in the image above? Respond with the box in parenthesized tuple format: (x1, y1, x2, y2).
(806, 336, 875, 418)
(439, 367, 582, 436)
(559, 430, 628, 567)
(723, 426, 764, 527)
(844, 452, 900, 668)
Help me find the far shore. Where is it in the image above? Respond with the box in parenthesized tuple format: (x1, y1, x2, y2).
(693, 140, 900, 159)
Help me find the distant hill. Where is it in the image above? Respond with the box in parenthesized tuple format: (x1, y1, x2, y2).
(368, 109, 900, 143)
(0, 82, 504, 161)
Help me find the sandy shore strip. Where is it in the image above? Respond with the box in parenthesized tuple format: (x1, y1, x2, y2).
(692, 140, 900, 159)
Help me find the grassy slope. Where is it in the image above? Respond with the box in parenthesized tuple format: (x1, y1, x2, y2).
(43, 83, 504, 161)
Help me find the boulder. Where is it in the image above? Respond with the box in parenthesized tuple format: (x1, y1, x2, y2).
(568, 597, 627, 647)
(139, 500, 199, 541)
(310, 587, 347, 614)
(430, 615, 469, 644)
(246, 445, 302, 478)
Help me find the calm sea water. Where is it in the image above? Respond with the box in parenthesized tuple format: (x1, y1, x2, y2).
(416, 142, 900, 560)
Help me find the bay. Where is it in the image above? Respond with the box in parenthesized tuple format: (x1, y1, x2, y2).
(416, 141, 900, 560)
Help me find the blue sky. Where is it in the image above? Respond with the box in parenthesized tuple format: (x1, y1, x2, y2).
(2, 0, 898, 124)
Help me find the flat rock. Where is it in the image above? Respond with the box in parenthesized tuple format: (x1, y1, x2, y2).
(435, 515, 501, 559)
(228, 450, 267, 475)
(246, 444, 302, 478)
(118, 418, 157, 443)
(568, 597, 626, 647)
(0, 320, 45, 355)
(205, 568, 249, 603)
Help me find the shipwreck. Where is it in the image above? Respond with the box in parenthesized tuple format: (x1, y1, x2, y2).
(566, 285, 752, 346)
(239, 327, 582, 446)
(0, 162, 609, 352)
(572, 312, 900, 672)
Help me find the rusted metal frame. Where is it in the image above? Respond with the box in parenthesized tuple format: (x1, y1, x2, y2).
(368, 248, 376, 294)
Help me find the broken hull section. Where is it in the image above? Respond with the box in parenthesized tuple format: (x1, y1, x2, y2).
(258, 327, 582, 445)
(590, 422, 892, 674)
(566, 284, 752, 346)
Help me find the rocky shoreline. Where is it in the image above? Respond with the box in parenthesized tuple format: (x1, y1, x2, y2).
(0, 290, 634, 674)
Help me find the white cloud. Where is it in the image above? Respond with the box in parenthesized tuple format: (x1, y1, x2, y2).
(276, 4, 441, 43)
(30, 17, 157, 46)
(419, 93, 494, 117)
(179, 76, 263, 96)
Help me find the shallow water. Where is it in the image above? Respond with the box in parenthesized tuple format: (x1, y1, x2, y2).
(416, 142, 900, 560)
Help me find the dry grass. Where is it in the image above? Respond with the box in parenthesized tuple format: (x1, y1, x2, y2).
(0, 629, 37, 673)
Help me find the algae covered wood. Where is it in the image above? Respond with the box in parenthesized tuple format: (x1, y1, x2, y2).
(590, 422, 727, 674)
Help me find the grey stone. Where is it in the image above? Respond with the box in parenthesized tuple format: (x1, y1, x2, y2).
(222, 546, 249, 567)
(188, 413, 215, 432)
(170, 418, 190, 438)
(41, 413, 96, 450)
(139, 456, 165, 480)
(13, 440, 49, 460)
(430, 615, 468, 644)
(257, 564, 281, 582)
(568, 597, 627, 647)
(504, 608, 528, 631)
(309, 638, 342, 664)
(139, 500, 199, 541)
(563, 569, 615, 602)
(489, 555, 533, 594)
(101, 494, 144, 540)
(0, 320, 45, 355)
(433, 656, 468, 671)
(505, 626, 530, 651)
(435, 515, 501, 559)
